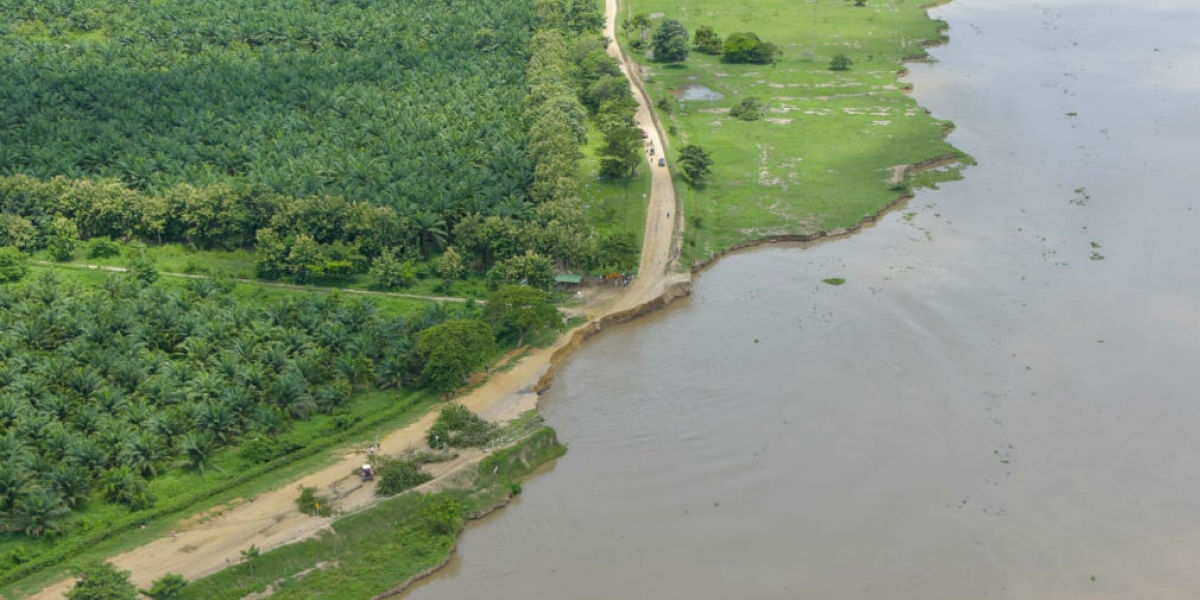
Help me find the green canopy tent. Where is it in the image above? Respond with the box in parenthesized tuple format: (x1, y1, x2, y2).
(554, 273, 583, 286)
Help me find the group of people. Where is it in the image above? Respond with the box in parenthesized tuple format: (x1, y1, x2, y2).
(605, 272, 634, 287)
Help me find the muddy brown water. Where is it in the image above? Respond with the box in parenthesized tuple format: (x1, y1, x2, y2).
(404, 0, 1199, 598)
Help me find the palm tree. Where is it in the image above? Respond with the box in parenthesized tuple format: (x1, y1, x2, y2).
(0, 396, 30, 430)
(411, 211, 448, 260)
(248, 405, 284, 436)
(100, 466, 153, 510)
(177, 431, 216, 474)
(375, 354, 406, 391)
(333, 353, 375, 394)
(240, 544, 260, 578)
(66, 366, 104, 398)
(48, 464, 92, 508)
(65, 436, 109, 472)
(13, 488, 70, 538)
(0, 465, 30, 512)
(193, 401, 241, 445)
(118, 431, 167, 478)
(270, 368, 314, 419)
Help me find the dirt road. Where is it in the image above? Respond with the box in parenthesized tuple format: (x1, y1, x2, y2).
(26, 2, 683, 597)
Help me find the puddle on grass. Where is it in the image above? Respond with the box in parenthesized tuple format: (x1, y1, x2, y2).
(675, 84, 724, 102)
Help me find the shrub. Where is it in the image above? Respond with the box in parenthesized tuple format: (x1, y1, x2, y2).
(100, 467, 155, 511)
(656, 95, 678, 116)
(67, 561, 138, 600)
(140, 573, 187, 600)
(86, 236, 121, 259)
(0, 246, 28, 283)
(418, 494, 464, 535)
(239, 433, 302, 465)
(425, 404, 496, 449)
(295, 486, 334, 517)
(434, 247, 465, 281)
(7, 545, 31, 566)
(370, 248, 418, 290)
(693, 25, 723, 54)
(373, 457, 432, 497)
(124, 243, 158, 284)
(830, 53, 853, 71)
(730, 97, 765, 121)
(723, 32, 780, 64)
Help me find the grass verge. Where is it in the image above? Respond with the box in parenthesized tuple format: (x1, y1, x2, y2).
(581, 119, 652, 269)
(31, 241, 490, 301)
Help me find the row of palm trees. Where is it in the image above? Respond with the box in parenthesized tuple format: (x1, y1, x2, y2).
(0, 273, 472, 539)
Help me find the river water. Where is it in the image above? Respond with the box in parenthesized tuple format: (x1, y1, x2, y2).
(406, 0, 1200, 597)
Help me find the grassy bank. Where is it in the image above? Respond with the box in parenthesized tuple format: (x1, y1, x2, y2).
(621, 0, 969, 264)
(176, 425, 566, 600)
(581, 120, 652, 273)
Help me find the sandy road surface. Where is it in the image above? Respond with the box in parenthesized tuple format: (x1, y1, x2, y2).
(26, 2, 681, 597)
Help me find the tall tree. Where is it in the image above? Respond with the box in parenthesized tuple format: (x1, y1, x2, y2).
(678, 145, 714, 188)
(484, 285, 560, 346)
(416, 320, 494, 392)
(652, 19, 690, 63)
(624, 13, 652, 46)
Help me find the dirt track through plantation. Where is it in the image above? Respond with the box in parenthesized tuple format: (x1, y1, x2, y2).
(26, 1, 683, 596)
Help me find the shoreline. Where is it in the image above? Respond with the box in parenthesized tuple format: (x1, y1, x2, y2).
(687, 152, 964, 274)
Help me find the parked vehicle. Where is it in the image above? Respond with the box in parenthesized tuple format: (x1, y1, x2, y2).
(360, 464, 374, 481)
(658, 157, 666, 167)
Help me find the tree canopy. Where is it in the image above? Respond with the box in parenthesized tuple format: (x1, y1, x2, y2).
(652, 19, 690, 63)
(722, 32, 781, 64)
(66, 561, 137, 600)
(678, 145, 715, 189)
(484, 285, 560, 346)
(416, 320, 495, 392)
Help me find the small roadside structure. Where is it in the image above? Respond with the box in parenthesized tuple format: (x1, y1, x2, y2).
(554, 273, 583, 289)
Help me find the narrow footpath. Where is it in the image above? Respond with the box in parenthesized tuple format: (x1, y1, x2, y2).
(26, 2, 684, 596)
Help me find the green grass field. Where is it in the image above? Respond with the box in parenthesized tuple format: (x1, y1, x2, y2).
(31, 240, 490, 302)
(622, 0, 967, 264)
(581, 120, 652, 262)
